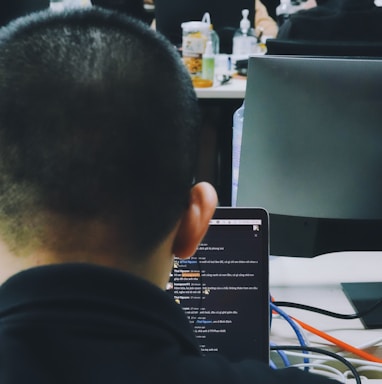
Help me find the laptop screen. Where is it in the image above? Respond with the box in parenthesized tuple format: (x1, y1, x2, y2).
(167, 207, 269, 363)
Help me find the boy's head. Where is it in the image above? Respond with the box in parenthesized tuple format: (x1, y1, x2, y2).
(0, 8, 202, 259)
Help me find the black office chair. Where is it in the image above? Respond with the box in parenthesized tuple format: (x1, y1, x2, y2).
(91, 0, 153, 24)
(0, 0, 50, 27)
(266, 38, 382, 57)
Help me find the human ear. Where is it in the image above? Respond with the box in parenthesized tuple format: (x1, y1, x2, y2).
(172, 182, 217, 259)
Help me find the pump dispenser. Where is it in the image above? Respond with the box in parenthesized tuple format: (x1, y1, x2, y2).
(239, 8, 251, 34)
(232, 9, 258, 56)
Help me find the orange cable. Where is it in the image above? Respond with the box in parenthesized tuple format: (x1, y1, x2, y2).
(291, 316, 382, 364)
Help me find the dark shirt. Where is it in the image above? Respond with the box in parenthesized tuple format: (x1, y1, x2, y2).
(277, 0, 382, 41)
(0, 263, 340, 383)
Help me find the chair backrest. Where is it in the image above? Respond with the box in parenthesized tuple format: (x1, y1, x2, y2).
(154, 0, 255, 53)
(266, 38, 382, 58)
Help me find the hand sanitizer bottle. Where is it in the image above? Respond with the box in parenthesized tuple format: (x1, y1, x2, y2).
(232, 9, 258, 56)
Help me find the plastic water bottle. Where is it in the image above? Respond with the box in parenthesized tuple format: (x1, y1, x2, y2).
(202, 12, 220, 54)
(209, 27, 220, 55)
(232, 102, 245, 206)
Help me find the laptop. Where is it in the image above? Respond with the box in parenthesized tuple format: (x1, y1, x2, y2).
(154, 0, 255, 53)
(167, 207, 269, 363)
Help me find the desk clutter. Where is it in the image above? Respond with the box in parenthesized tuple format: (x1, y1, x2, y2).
(181, 10, 266, 88)
(50, 2, 257, 87)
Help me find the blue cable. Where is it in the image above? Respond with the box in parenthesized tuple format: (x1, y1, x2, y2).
(269, 360, 278, 370)
(270, 342, 291, 367)
(270, 301, 310, 367)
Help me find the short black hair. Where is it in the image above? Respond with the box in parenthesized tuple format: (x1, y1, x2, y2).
(0, 8, 200, 256)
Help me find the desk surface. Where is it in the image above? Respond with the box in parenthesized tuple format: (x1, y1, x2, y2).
(194, 78, 246, 99)
(270, 252, 382, 382)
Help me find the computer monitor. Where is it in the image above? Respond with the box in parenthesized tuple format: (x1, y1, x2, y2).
(154, 0, 255, 53)
(236, 55, 382, 329)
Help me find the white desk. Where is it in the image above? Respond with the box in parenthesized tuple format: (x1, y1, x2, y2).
(270, 252, 382, 382)
(194, 78, 246, 99)
(193, 52, 248, 99)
